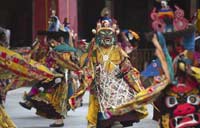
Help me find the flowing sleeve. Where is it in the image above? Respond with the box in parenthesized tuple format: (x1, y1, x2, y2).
(118, 47, 144, 92)
(119, 57, 144, 93)
(68, 52, 95, 110)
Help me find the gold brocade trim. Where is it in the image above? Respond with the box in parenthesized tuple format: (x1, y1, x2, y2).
(196, 9, 200, 33)
(0, 106, 16, 128)
(115, 76, 168, 111)
(31, 81, 68, 117)
(124, 68, 144, 93)
(96, 46, 122, 73)
(54, 52, 80, 71)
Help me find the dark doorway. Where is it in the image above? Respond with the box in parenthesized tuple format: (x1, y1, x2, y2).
(199, 0, 200, 8)
(170, 0, 190, 19)
(113, 0, 192, 33)
(114, 0, 153, 33)
(78, 0, 105, 41)
(0, 0, 33, 47)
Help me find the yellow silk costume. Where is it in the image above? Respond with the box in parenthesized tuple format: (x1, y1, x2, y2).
(69, 27, 168, 128)
(27, 51, 80, 119)
(78, 45, 148, 126)
(196, 9, 200, 33)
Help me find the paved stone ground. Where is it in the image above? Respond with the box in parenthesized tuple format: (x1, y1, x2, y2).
(5, 87, 159, 128)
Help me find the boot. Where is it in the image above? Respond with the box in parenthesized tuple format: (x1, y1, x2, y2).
(49, 123, 64, 127)
(19, 101, 32, 110)
(49, 119, 64, 127)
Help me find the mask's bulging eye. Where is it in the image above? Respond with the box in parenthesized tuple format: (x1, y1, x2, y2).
(165, 96, 178, 108)
(108, 30, 113, 35)
(96, 29, 116, 46)
(187, 95, 199, 105)
(99, 31, 105, 35)
(128, 33, 133, 40)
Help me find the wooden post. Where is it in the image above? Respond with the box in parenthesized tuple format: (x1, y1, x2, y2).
(33, 0, 52, 38)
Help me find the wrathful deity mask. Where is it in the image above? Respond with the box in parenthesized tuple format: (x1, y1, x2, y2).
(160, 75, 200, 128)
(95, 28, 117, 47)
